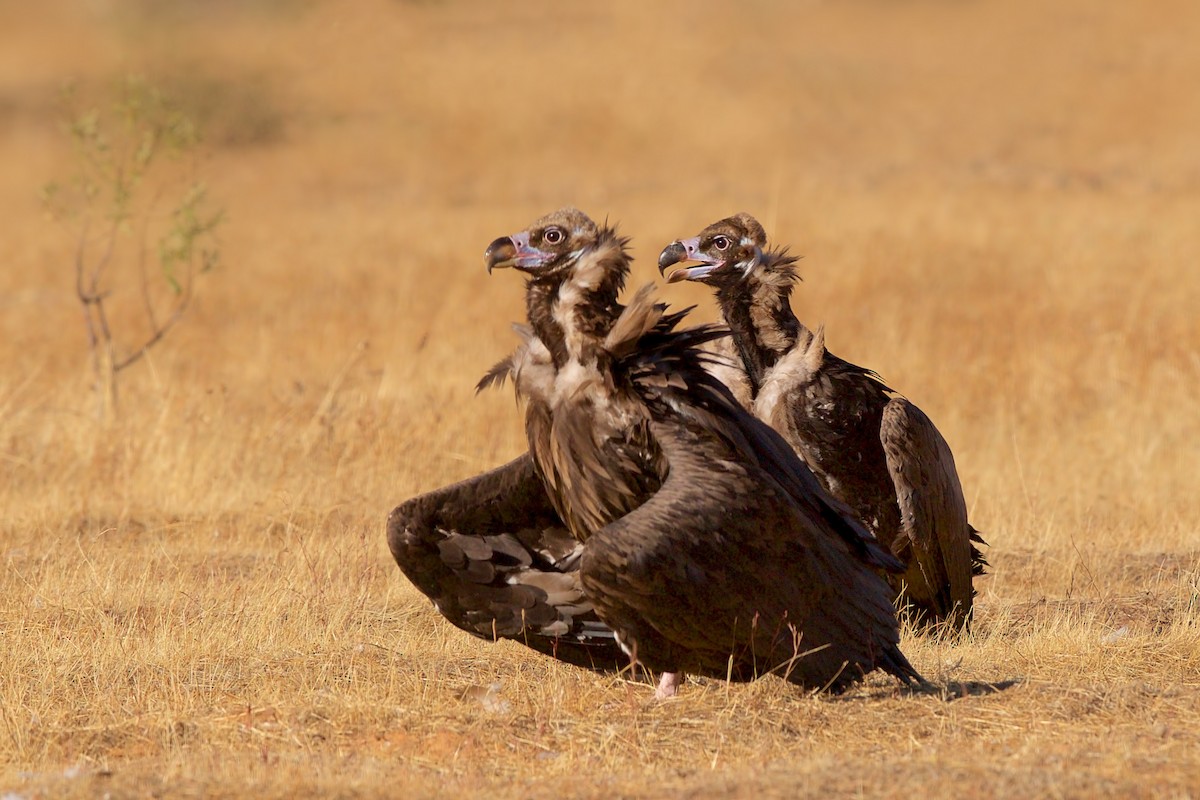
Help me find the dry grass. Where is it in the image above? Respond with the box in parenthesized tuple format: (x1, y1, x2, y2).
(2, 0, 1199, 797)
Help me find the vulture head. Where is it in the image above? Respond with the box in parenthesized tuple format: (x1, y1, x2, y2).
(485, 207, 631, 366)
(660, 214, 804, 385)
(658, 213, 768, 286)
(485, 207, 603, 279)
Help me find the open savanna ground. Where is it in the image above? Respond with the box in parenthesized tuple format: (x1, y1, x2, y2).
(2, 0, 1198, 797)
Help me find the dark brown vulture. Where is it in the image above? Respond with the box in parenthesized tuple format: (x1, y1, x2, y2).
(481, 207, 923, 697)
(659, 213, 986, 631)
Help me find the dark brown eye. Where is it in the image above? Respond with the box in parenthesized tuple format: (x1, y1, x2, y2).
(712, 235, 730, 251)
(543, 227, 564, 245)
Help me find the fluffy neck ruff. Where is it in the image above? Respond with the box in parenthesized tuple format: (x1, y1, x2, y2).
(525, 227, 631, 368)
(714, 248, 809, 396)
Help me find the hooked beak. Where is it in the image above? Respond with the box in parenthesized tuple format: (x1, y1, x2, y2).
(484, 231, 551, 273)
(657, 236, 722, 283)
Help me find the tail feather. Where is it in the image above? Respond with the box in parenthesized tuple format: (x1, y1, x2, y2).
(879, 643, 925, 687)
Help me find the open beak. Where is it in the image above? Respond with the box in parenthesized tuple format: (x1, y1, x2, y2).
(484, 232, 550, 273)
(657, 236, 722, 283)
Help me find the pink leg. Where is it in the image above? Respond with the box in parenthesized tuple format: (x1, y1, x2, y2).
(655, 671, 683, 700)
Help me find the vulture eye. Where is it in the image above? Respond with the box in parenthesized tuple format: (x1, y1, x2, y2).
(712, 235, 731, 251)
(543, 227, 565, 245)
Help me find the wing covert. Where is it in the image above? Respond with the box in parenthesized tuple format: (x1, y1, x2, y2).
(387, 453, 626, 672)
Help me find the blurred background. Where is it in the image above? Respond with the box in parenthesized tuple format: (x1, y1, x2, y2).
(2, 0, 1198, 557)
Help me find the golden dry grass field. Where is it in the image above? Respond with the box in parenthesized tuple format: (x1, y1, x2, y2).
(2, 1, 1199, 797)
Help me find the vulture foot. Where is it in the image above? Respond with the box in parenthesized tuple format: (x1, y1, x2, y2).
(655, 671, 683, 700)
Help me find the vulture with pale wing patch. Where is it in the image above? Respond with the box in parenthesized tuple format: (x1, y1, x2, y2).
(659, 214, 986, 631)
(386, 451, 628, 672)
(480, 207, 922, 696)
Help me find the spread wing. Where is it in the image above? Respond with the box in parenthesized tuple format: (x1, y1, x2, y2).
(583, 416, 917, 691)
(580, 313, 919, 690)
(386, 453, 626, 672)
(880, 397, 983, 629)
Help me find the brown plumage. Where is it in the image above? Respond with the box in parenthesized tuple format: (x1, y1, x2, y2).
(386, 452, 628, 673)
(484, 207, 923, 693)
(660, 214, 986, 631)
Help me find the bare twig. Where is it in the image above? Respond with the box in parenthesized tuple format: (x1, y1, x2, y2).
(75, 219, 100, 381)
(136, 188, 166, 333)
(51, 76, 222, 417)
(113, 300, 191, 373)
